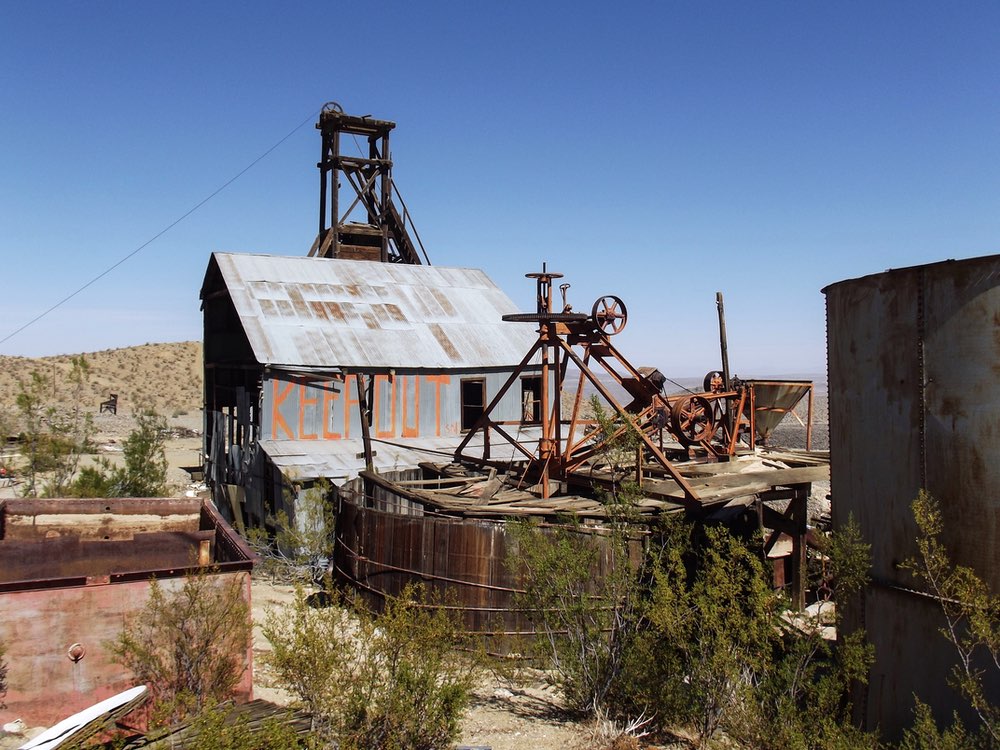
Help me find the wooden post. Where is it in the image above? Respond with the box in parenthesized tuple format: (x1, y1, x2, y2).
(791, 483, 808, 610)
(716, 292, 734, 440)
(356, 373, 376, 504)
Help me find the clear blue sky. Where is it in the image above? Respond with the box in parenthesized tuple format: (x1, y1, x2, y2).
(2, 2, 998, 377)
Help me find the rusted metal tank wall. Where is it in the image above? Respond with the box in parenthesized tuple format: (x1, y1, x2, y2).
(0, 571, 254, 728)
(333, 497, 641, 647)
(824, 255, 1000, 738)
(262, 369, 540, 441)
(0, 499, 255, 728)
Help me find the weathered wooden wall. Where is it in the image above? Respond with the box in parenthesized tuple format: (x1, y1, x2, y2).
(333, 497, 642, 648)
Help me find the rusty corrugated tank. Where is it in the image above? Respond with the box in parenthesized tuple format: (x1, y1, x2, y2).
(824, 254, 1000, 739)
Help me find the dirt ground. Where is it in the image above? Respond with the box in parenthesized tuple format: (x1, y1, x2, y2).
(249, 580, 611, 750)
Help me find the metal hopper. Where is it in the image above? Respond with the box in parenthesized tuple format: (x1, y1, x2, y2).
(746, 380, 814, 447)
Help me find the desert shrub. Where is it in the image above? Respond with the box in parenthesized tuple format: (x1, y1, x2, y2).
(117, 407, 169, 496)
(109, 569, 252, 725)
(68, 407, 168, 498)
(68, 464, 118, 497)
(507, 396, 646, 714)
(900, 699, 983, 750)
(15, 357, 93, 496)
(247, 479, 334, 584)
(516, 506, 879, 748)
(177, 704, 313, 750)
(902, 491, 1000, 745)
(642, 521, 778, 747)
(509, 506, 641, 715)
(720, 515, 876, 750)
(262, 584, 477, 750)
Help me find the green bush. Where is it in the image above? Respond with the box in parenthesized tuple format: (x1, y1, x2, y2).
(109, 569, 252, 725)
(15, 358, 93, 496)
(513, 507, 879, 749)
(902, 491, 1000, 745)
(67, 407, 169, 498)
(262, 584, 478, 750)
(509, 509, 641, 715)
(246, 479, 334, 584)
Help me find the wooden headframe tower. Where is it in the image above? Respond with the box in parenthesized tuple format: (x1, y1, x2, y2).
(310, 102, 427, 264)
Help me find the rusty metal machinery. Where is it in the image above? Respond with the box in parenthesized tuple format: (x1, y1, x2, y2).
(454, 267, 758, 501)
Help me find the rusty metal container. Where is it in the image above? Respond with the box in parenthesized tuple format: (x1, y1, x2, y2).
(824, 255, 1000, 739)
(0, 498, 255, 727)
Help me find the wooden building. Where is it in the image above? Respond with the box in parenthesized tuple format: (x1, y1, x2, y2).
(200, 252, 542, 528)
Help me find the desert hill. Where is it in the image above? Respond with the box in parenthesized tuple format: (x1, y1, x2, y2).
(0, 341, 203, 424)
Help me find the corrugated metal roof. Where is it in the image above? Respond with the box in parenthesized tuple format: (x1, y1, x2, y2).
(206, 253, 539, 369)
(259, 428, 557, 483)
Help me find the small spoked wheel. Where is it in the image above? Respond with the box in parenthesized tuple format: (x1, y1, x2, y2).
(592, 295, 628, 335)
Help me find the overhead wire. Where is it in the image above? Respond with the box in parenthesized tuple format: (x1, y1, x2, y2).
(0, 106, 322, 348)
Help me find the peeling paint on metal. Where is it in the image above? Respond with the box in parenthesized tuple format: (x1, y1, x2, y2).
(205, 252, 540, 369)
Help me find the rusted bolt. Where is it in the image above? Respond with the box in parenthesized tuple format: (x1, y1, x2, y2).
(67, 643, 86, 662)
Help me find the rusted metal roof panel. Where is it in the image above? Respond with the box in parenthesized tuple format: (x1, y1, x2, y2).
(209, 253, 537, 370)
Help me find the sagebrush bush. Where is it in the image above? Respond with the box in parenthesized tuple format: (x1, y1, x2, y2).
(110, 569, 252, 725)
(263, 584, 478, 750)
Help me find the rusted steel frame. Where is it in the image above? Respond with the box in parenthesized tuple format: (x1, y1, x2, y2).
(0, 559, 253, 594)
(726, 388, 748, 455)
(555, 338, 700, 501)
(488, 422, 537, 461)
(551, 344, 570, 466)
(564, 403, 658, 472)
(806, 384, 813, 451)
(716, 291, 734, 435)
(538, 320, 556, 497)
(454, 340, 543, 460)
(563, 350, 591, 464)
(202, 500, 256, 561)
(587, 336, 658, 392)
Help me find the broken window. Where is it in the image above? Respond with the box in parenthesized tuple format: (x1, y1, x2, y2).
(520, 376, 542, 423)
(461, 378, 486, 431)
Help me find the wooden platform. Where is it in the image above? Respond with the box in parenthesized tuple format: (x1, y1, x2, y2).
(356, 449, 829, 520)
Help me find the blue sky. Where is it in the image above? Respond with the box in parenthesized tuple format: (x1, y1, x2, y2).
(1, 2, 998, 376)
